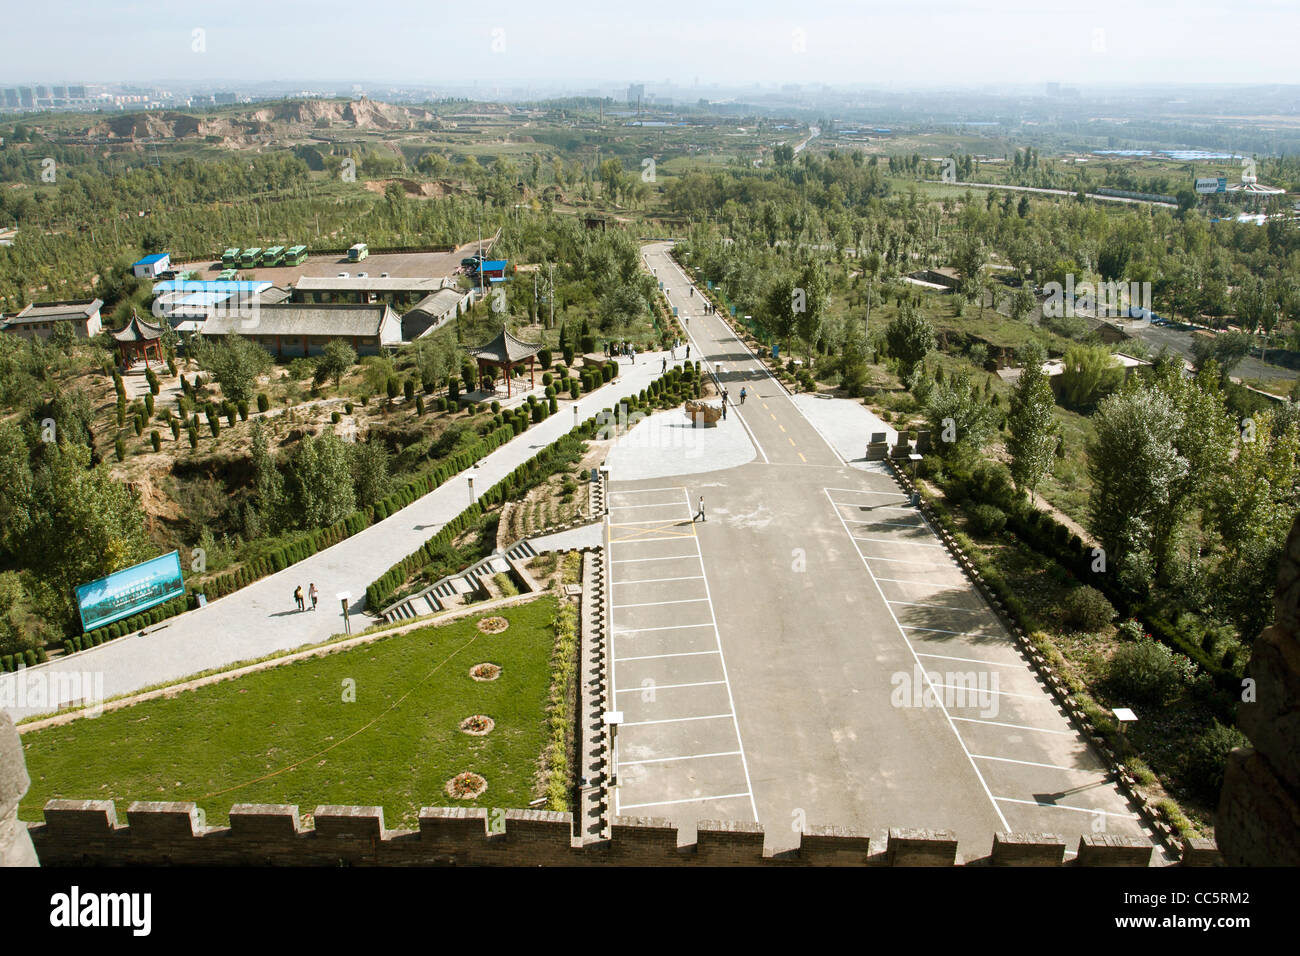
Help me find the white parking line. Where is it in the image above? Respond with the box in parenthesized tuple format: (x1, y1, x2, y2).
(901, 625, 998, 636)
(619, 750, 743, 766)
(612, 487, 688, 495)
(614, 597, 710, 609)
(611, 518, 698, 526)
(614, 575, 705, 585)
(864, 555, 956, 567)
(917, 652, 1030, 669)
(615, 650, 720, 662)
(614, 680, 726, 694)
(823, 486, 1010, 831)
(994, 797, 1139, 820)
(951, 717, 1076, 735)
(610, 502, 692, 510)
(931, 682, 1042, 701)
(612, 554, 703, 565)
(612, 623, 714, 635)
(619, 792, 753, 811)
(888, 600, 988, 613)
(855, 537, 947, 549)
(826, 486, 908, 498)
(873, 576, 965, 585)
(621, 713, 735, 727)
(972, 754, 1104, 773)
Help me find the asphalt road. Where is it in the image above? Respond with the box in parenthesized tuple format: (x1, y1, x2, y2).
(605, 243, 1166, 859)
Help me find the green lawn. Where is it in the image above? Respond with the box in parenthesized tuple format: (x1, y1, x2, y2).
(19, 596, 562, 830)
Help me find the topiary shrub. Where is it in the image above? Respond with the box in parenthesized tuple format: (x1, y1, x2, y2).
(1108, 638, 1193, 707)
(257, 393, 270, 413)
(331, 411, 342, 423)
(1061, 585, 1115, 631)
(150, 431, 161, 452)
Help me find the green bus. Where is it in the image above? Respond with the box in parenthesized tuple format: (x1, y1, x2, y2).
(218, 269, 239, 281)
(239, 247, 263, 269)
(285, 244, 308, 266)
(347, 242, 369, 262)
(263, 245, 286, 267)
(222, 247, 240, 268)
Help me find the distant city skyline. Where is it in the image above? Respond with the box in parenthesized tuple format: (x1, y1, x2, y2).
(3, 0, 1298, 90)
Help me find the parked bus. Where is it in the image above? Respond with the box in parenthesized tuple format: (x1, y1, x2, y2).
(347, 242, 369, 262)
(263, 245, 286, 267)
(284, 244, 308, 266)
(239, 247, 263, 269)
(222, 248, 240, 268)
(218, 269, 239, 281)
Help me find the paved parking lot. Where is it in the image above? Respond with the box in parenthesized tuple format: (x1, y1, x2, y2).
(596, 242, 1168, 860)
(822, 481, 1158, 848)
(606, 486, 757, 826)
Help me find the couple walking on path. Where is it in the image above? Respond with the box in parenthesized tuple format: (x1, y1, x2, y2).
(294, 583, 318, 612)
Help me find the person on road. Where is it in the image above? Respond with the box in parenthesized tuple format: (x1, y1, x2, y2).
(740, 386, 747, 405)
(309, 583, 318, 611)
(695, 496, 706, 522)
(685, 344, 691, 360)
(294, 585, 304, 612)
(662, 357, 667, 373)
(721, 400, 727, 421)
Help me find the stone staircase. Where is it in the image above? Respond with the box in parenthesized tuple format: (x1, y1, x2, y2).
(379, 540, 539, 623)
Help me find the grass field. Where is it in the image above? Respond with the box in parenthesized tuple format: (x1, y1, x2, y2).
(19, 596, 563, 829)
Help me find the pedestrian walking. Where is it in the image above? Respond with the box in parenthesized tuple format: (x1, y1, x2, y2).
(695, 495, 706, 522)
(294, 585, 304, 612)
(721, 401, 727, 421)
(686, 344, 691, 360)
(740, 386, 747, 405)
(309, 583, 318, 611)
(662, 357, 667, 373)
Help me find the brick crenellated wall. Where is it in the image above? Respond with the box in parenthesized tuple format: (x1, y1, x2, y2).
(26, 799, 1197, 867)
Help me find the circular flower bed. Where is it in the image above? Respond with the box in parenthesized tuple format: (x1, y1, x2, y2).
(460, 714, 495, 736)
(469, 663, 501, 682)
(477, 615, 509, 634)
(445, 772, 487, 800)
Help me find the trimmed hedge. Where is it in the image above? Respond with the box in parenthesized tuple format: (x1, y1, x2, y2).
(366, 413, 607, 610)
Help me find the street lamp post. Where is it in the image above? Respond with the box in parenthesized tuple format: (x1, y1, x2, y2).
(467, 470, 477, 506)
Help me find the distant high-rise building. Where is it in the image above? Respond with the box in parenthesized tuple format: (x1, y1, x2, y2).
(627, 83, 644, 106)
(18, 88, 34, 108)
(69, 85, 86, 99)
(214, 92, 238, 105)
(2, 90, 18, 109)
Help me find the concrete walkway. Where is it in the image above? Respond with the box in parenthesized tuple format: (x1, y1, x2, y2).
(788, 393, 897, 468)
(1, 352, 673, 721)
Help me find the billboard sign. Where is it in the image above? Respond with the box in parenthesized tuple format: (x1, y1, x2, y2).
(74, 551, 185, 633)
(1195, 177, 1227, 194)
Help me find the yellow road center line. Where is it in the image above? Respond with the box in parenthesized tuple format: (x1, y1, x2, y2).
(778, 424, 786, 432)
(788, 437, 796, 447)
(799, 452, 807, 462)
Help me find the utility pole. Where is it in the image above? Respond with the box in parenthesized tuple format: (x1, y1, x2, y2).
(548, 262, 554, 329)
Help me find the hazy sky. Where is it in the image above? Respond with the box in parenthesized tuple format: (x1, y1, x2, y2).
(4, 0, 1298, 90)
